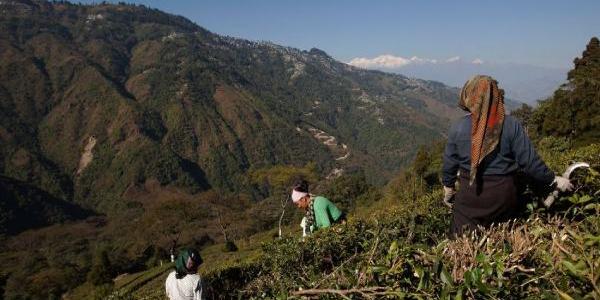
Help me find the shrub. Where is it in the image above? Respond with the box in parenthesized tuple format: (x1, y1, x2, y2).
(87, 249, 114, 286)
(223, 240, 238, 252)
(195, 144, 600, 299)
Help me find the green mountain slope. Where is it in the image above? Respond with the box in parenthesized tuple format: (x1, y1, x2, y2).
(0, 175, 91, 235)
(0, 0, 462, 217)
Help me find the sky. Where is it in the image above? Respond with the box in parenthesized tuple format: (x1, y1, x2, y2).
(77, 0, 600, 69)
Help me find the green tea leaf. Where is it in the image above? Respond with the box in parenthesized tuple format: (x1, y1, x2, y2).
(388, 240, 398, 254)
(476, 253, 486, 263)
(440, 268, 454, 287)
(561, 260, 582, 278)
(464, 270, 472, 287)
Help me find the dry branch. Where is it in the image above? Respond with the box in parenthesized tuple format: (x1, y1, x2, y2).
(291, 286, 391, 299)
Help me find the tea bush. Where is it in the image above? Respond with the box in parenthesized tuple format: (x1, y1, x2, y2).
(194, 144, 599, 299)
(108, 144, 599, 299)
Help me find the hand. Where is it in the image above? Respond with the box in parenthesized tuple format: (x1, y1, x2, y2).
(543, 191, 559, 208)
(443, 186, 456, 208)
(553, 176, 574, 192)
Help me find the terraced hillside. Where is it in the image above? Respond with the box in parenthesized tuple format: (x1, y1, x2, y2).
(0, 1, 471, 298)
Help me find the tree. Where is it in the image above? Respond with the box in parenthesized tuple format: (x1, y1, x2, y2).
(532, 37, 600, 145)
(205, 193, 250, 251)
(249, 163, 318, 238)
(277, 193, 288, 239)
(87, 248, 113, 286)
(511, 103, 534, 132)
(318, 171, 371, 212)
(413, 146, 430, 178)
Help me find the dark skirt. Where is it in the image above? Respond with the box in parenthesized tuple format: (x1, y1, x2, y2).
(450, 171, 519, 237)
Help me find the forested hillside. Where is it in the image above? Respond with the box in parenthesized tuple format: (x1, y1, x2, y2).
(0, 1, 471, 298)
(0, 0, 463, 217)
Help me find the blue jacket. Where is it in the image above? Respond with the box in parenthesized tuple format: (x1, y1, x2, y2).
(442, 114, 554, 187)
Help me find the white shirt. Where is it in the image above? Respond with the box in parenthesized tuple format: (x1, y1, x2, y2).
(165, 271, 203, 300)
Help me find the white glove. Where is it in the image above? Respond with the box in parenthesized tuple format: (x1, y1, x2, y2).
(553, 176, 574, 192)
(543, 191, 559, 208)
(443, 186, 456, 208)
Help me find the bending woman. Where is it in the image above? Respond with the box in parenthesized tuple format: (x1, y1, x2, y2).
(442, 75, 573, 236)
(291, 180, 345, 235)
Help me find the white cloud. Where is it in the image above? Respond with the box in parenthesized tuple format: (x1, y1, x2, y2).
(446, 56, 461, 63)
(472, 58, 484, 64)
(348, 54, 437, 69)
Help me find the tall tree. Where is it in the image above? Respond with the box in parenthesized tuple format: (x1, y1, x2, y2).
(87, 248, 113, 286)
(533, 37, 600, 145)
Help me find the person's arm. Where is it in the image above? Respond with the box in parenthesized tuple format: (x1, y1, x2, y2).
(442, 125, 460, 187)
(313, 198, 332, 229)
(327, 199, 343, 222)
(510, 119, 554, 185)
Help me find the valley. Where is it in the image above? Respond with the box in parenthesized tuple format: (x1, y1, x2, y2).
(1, 1, 598, 299)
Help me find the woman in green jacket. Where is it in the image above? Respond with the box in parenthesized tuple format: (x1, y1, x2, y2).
(291, 180, 344, 234)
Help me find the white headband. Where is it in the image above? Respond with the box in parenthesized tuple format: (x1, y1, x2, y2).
(291, 190, 308, 202)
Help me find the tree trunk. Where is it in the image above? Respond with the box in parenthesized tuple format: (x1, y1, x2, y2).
(217, 211, 228, 242)
(278, 204, 286, 238)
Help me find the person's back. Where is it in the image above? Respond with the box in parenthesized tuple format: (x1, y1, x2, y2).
(165, 248, 203, 300)
(165, 271, 202, 300)
(441, 75, 573, 236)
(312, 196, 343, 230)
(443, 114, 554, 185)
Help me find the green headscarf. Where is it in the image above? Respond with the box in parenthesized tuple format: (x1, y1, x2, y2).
(175, 248, 202, 279)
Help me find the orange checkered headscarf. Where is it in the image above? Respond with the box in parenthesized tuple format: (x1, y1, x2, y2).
(459, 75, 505, 185)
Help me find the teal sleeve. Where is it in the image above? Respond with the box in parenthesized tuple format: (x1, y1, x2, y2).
(326, 198, 342, 222)
(313, 196, 342, 229)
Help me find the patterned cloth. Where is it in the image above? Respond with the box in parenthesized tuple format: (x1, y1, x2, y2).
(165, 271, 203, 300)
(304, 196, 316, 233)
(458, 75, 505, 185)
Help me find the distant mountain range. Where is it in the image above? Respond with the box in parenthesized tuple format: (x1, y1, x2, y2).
(350, 55, 567, 105)
(0, 0, 465, 226)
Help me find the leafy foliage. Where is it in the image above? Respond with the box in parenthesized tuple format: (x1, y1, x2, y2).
(87, 248, 114, 286)
(317, 170, 376, 212)
(0, 0, 460, 218)
(530, 37, 600, 146)
(192, 144, 600, 299)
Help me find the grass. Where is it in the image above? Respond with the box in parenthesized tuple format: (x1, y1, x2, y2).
(107, 226, 298, 299)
